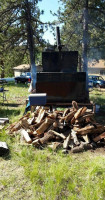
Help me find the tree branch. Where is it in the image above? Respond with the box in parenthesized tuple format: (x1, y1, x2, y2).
(88, 6, 105, 15)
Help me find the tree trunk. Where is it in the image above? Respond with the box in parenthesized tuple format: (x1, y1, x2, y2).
(0, 60, 5, 78)
(78, 56, 82, 72)
(82, 0, 89, 93)
(25, 0, 37, 90)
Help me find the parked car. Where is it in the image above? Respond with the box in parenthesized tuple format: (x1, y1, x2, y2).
(88, 79, 93, 88)
(0, 77, 15, 83)
(21, 72, 31, 79)
(88, 75, 105, 88)
(15, 74, 31, 84)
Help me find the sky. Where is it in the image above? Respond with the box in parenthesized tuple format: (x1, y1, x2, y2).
(38, 0, 62, 45)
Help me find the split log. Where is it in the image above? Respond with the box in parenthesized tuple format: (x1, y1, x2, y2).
(27, 129, 34, 136)
(74, 107, 83, 119)
(69, 139, 74, 149)
(74, 107, 87, 119)
(20, 129, 32, 144)
(27, 117, 35, 125)
(7, 121, 17, 131)
(53, 121, 64, 130)
(80, 107, 87, 116)
(63, 108, 70, 117)
(32, 139, 41, 147)
(53, 121, 58, 128)
(48, 112, 57, 119)
(48, 130, 66, 140)
(33, 106, 41, 116)
(35, 108, 46, 123)
(73, 124, 81, 129)
(71, 117, 75, 125)
(48, 142, 63, 150)
(76, 124, 105, 136)
(39, 131, 56, 144)
(63, 134, 71, 149)
(82, 143, 93, 150)
(19, 112, 30, 121)
(93, 132, 105, 142)
(72, 101, 78, 110)
(9, 122, 22, 133)
(33, 119, 45, 128)
(46, 124, 55, 132)
(71, 143, 93, 153)
(32, 130, 38, 136)
(21, 117, 31, 129)
(71, 129, 80, 145)
(82, 135, 90, 143)
(75, 114, 94, 124)
(36, 118, 54, 135)
(20, 133, 26, 143)
(57, 122, 64, 130)
(64, 111, 76, 123)
(6, 103, 105, 153)
(71, 145, 84, 153)
(60, 110, 76, 123)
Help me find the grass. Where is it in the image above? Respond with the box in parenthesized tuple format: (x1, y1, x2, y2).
(89, 88, 105, 108)
(89, 88, 105, 124)
(0, 82, 28, 121)
(0, 84, 105, 200)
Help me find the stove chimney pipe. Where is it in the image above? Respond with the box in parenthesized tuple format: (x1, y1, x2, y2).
(56, 26, 62, 51)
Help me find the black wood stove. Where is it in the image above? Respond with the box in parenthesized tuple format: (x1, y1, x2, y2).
(36, 27, 89, 105)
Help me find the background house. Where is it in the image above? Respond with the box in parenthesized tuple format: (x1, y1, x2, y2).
(13, 64, 42, 77)
(88, 59, 105, 75)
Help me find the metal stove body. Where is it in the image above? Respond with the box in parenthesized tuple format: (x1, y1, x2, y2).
(36, 27, 88, 104)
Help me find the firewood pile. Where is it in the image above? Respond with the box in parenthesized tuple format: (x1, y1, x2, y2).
(7, 101, 105, 153)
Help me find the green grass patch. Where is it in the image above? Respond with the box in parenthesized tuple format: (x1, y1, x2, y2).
(0, 85, 105, 200)
(10, 146, 105, 200)
(89, 88, 105, 124)
(0, 83, 28, 121)
(89, 89, 105, 107)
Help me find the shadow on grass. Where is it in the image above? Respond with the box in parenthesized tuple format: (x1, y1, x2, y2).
(1, 103, 23, 107)
(90, 96, 105, 106)
(96, 98, 105, 105)
(0, 107, 21, 118)
(95, 106, 105, 125)
(8, 82, 29, 88)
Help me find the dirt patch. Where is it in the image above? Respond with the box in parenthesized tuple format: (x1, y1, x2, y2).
(89, 147, 105, 156)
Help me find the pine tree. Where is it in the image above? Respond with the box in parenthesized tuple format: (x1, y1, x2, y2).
(0, 0, 45, 89)
(58, 0, 105, 63)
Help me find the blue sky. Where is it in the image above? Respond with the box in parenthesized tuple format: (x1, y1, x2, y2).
(38, 0, 62, 44)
